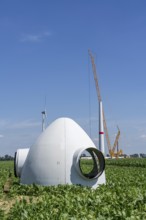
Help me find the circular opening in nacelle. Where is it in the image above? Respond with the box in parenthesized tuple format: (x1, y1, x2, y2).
(76, 147, 105, 179)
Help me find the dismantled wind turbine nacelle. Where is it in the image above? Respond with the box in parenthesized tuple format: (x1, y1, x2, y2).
(14, 118, 106, 188)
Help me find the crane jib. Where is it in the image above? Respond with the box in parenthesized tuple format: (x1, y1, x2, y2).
(88, 49, 122, 158)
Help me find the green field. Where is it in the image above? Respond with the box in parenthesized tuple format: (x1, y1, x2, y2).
(0, 159, 146, 219)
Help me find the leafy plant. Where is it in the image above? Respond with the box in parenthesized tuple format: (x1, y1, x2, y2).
(0, 159, 146, 219)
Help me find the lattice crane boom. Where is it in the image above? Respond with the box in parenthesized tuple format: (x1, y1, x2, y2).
(88, 49, 112, 153)
(88, 49, 122, 158)
(88, 50, 102, 102)
(111, 127, 120, 156)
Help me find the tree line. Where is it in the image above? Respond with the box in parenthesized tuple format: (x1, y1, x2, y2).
(0, 154, 14, 161)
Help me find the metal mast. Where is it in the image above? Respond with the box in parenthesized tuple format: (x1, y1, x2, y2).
(111, 127, 120, 157)
(88, 49, 112, 155)
(88, 49, 122, 157)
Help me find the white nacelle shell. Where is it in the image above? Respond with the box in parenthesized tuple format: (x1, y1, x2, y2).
(20, 118, 105, 188)
(14, 148, 29, 177)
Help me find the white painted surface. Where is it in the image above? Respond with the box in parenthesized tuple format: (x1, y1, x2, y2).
(20, 118, 106, 188)
(99, 102, 105, 155)
(14, 148, 29, 177)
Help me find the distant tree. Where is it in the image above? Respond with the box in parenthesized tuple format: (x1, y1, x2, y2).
(0, 154, 14, 161)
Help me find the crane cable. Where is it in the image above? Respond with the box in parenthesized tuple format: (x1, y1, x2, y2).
(88, 52, 92, 138)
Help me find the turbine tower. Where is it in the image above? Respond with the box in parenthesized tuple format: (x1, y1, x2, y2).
(99, 101, 105, 155)
(41, 110, 47, 132)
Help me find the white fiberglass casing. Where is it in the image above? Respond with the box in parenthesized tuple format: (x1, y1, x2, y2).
(20, 118, 105, 188)
(14, 148, 29, 177)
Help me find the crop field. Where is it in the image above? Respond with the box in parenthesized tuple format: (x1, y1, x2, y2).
(0, 159, 146, 219)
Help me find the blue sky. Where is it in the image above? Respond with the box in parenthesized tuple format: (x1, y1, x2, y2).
(0, 0, 146, 156)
